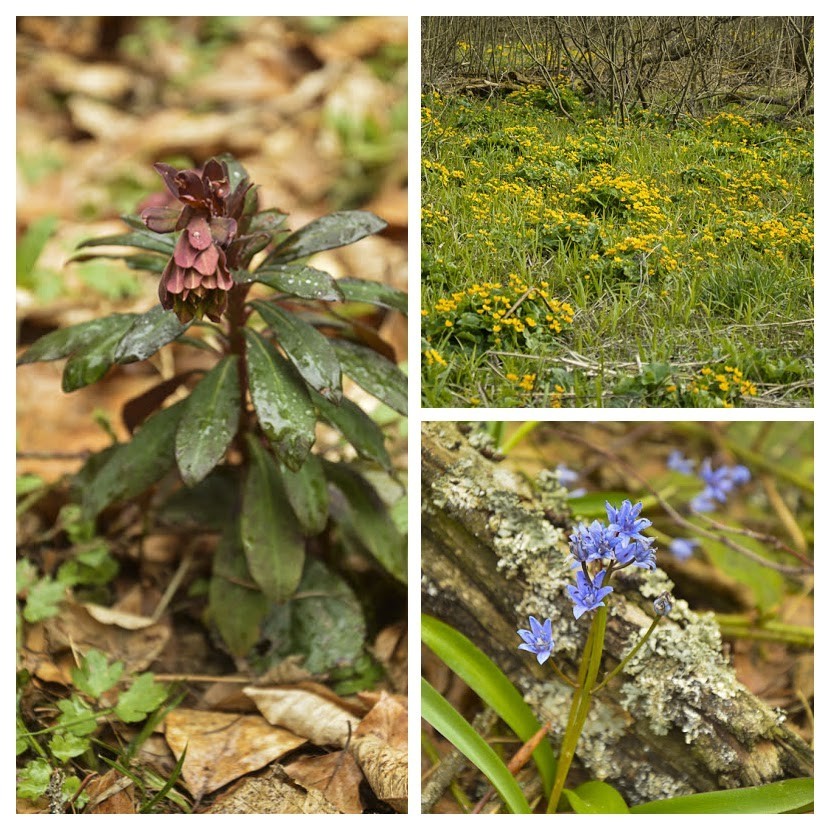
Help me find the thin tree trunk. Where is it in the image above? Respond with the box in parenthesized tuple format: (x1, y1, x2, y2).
(421, 422, 813, 807)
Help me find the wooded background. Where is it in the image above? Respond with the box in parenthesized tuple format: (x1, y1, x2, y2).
(422, 16, 814, 121)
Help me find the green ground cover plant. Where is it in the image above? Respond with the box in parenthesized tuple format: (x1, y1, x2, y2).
(421, 84, 813, 407)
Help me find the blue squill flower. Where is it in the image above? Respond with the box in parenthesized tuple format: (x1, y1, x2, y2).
(691, 458, 751, 511)
(667, 450, 695, 474)
(555, 463, 587, 498)
(615, 538, 657, 570)
(569, 521, 617, 567)
(669, 538, 699, 561)
(567, 569, 614, 619)
(517, 616, 555, 664)
(605, 500, 652, 548)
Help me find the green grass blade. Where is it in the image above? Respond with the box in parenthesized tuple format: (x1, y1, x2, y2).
(422, 614, 556, 796)
(421, 678, 531, 814)
(630, 777, 813, 814)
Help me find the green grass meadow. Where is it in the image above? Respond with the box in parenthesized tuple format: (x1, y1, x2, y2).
(421, 85, 813, 408)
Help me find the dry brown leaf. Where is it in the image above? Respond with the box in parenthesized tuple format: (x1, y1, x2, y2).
(164, 709, 306, 801)
(284, 751, 365, 814)
(83, 603, 159, 630)
(371, 622, 408, 693)
(350, 691, 407, 812)
(21, 622, 68, 685)
(244, 686, 361, 748)
(86, 770, 136, 814)
(36, 53, 134, 100)
(42, 600, 170, 674)
(206, 765, 340, 814)
(313, 17, 407, 62)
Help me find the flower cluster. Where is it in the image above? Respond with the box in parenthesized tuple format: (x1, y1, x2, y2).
(142, 159, 253, 323)
(567, 500, 656, 619)
(667, 450, 751, 513)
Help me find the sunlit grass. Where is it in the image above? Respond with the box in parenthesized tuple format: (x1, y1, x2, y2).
(421, 85, 813, 407)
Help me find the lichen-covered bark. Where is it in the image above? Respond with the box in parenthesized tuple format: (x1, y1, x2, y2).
(421, 422, 813, 805)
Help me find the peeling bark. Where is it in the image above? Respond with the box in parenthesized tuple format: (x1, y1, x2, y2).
(421, 422, 813, 806)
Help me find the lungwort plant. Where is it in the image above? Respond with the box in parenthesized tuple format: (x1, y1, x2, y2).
(17, 154, 407, 673)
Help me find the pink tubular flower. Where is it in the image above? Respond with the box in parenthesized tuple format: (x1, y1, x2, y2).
(141, 158, 250, 323)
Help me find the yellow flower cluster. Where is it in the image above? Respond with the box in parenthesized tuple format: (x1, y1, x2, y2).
(505, 372, 536, 392)
(689, 364, 758, 405)
(423, 348, 447, 367)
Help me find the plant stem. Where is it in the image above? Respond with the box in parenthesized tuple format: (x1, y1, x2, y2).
(500, 421, 540, 454)
(226, 284, 252, 450)
(592, 617, 659, 693)
(546, 605, 608, 813)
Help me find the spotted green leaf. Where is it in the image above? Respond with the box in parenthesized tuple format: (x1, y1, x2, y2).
(175, 356, 240, 486)
(324, 461, 405, 582)
(244, 329, 316, 471)
(81, 401, 184, 520)
(241, 437, 305, 602)
(251, 300, 342, 401)
(115, 305, 189, 364)
(266, 210, 387, 264)
(332, 339, 408, 415)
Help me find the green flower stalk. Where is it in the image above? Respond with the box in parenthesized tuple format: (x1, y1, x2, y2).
(517, 501, 670, 813)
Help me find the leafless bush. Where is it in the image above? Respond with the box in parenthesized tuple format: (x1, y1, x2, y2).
(422, 16, 813, 121)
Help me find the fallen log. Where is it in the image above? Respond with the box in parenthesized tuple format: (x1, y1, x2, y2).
(421, 422, 813, 807)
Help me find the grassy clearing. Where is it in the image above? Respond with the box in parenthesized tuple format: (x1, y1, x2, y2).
(421, 85, 813, 407)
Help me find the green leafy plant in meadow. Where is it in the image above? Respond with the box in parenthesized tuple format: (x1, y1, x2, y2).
(16, 650, 186, 813)
(421, 85, 813, 407)
(17, 153, 407, 679)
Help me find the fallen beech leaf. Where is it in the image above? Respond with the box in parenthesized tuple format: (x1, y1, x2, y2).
(350, 691, 407, 812)
(86, 769, 136, 814)
(83, 603, 158, 630)
(164, 709, 306, 800)
(21, 622, 67, 684)
(371, 622, 408, 693)
(244, 687, 361, 748)
(284, 750, 364, 814)
(43, 601, 170, 674)
(206, 765, 339, 814)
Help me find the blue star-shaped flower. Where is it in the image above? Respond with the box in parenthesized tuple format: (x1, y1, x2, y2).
(567, 569, 614, 620)
(605, 500, 652, 548)
(517, 616, 555, 664)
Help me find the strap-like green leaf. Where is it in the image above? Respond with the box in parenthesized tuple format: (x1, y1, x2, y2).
(337, 277, 408, 315)
(630, 777, 814, 814)
(61, 316, 140, 392)
(115, 305, 189, 364)
(259, 559, 367, 675)
(244, 264, 345, 302)
(76, 228, 175, 257)
(244, 329, 316, 471)
(564, 781, 630, 813)
(422, 614, 557, 797)
(175, 356, 241, 486)
(278, 453, 330, 536)
(265, 210, 387, 264)
(324, 461, 405, 583)
(313, 392, 391, 470)
(422, 678, 532, 814)
(332, 339, 408, 415)
(67, 251, 169, 273)
(17, 314, 136, 365)
(209, 518, 268, 656)
(241, 436, 305, 602)
(251, 300, 342, 401)
(81, 401, 185, 520)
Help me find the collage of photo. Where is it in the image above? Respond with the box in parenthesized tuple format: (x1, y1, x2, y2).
(14, 14, 813, 816)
